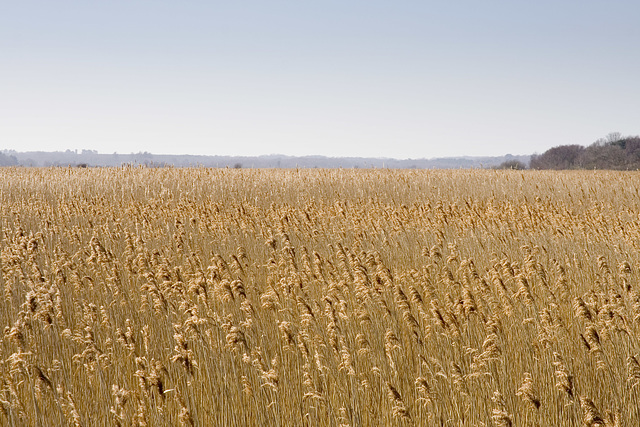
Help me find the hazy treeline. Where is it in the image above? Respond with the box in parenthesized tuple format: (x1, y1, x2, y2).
(530, 133, 640, 170)
(0, 149, 529, 169)
(0, 152, 19, 166)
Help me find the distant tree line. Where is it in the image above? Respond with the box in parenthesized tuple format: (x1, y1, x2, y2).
(530, 133, 640, 170)
(0, 152, 18, 166)
(0, 150, 530, 169)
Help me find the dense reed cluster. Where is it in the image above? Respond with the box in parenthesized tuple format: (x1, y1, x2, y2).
(1, 167, 639, 426)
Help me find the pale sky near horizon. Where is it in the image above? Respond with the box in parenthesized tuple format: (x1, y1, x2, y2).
(1, 1, 639, 159)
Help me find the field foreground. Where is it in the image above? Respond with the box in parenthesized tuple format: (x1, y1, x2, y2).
(1, 167, 640, 426)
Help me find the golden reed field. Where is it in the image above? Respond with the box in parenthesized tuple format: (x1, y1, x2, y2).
(1, 167, 640, 426)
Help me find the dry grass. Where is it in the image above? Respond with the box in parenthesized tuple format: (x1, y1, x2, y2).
(1, 167, 639, 426)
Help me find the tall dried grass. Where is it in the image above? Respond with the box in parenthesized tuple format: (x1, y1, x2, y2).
(1, 167, 639, 425)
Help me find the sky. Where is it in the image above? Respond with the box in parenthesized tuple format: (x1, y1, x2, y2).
(1, 1, 639, 159)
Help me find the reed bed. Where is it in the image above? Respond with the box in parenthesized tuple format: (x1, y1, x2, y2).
(1, 167, 639, 426)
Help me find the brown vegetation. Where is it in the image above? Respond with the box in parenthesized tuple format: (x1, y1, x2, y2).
(1, 167, 639, 425)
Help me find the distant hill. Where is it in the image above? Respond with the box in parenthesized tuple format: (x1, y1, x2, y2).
(0, 150, 530, 169)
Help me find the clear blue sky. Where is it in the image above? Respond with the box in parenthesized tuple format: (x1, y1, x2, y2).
(1, 1, 639, 159)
